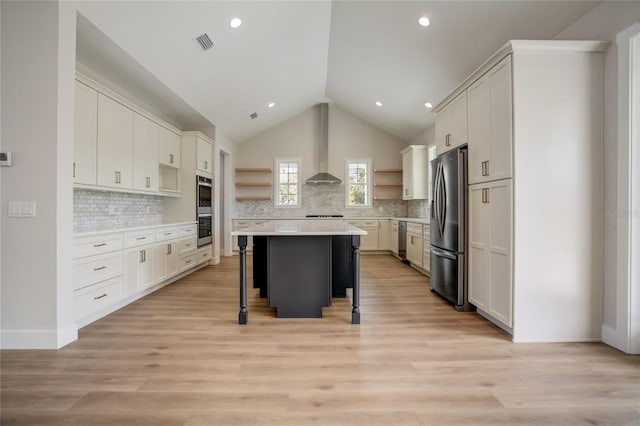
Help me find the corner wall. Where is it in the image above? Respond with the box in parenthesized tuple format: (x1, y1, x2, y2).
(1, 1, 77, 348)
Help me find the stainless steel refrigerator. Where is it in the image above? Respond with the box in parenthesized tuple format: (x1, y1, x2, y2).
(430, 146, 472, 311)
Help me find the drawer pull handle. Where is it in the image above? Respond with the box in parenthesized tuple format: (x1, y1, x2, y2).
(185, 243, 192, 247)
(164, 232, 172, 236)
(169, 154, 174, 164)
(93, 266, 107, 271)
(167, 244, 172, 255)
(93, 243, 107, 247)
(136, 236, 146, 240)
(94, 293, 107, 300)
(186, 259, 193, 264)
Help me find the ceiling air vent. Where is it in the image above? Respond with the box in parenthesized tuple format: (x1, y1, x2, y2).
(195, 33, 214, 51)
(250, 112, 258, 119)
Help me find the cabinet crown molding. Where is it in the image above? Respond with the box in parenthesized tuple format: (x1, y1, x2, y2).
(434, 39, 608, 113)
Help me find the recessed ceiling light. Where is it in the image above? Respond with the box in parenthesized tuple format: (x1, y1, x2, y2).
(418, 16, 430, 27)
(375, 101, 382, 107)
(230, 17, 242, 28)
(424, 102, 433, 108)
(268, 102, 275, 108)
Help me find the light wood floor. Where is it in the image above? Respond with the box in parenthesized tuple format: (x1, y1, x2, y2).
(2, 255, 639, 426)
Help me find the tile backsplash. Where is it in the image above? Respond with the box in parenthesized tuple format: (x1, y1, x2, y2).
(408, 199, 430, 219)
(233, 183, 408, 218)
(74, 189, 164, 232)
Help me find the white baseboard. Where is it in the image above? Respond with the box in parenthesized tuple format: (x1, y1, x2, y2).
(1, 323, 78, 349)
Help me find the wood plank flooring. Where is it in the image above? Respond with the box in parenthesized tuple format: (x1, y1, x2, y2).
(2, 255, 639, 425)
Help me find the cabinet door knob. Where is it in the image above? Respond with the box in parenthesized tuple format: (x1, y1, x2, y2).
(169, 153, 174, 164)
(146, 176, 151, 188)
(73, 162, 76, 178)
(204, 160, 208, 170)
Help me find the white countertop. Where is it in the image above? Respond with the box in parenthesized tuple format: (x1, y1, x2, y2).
(75, 222, 196, 237)
(231, 220, 367, 236)
(394, 218, 431, 225)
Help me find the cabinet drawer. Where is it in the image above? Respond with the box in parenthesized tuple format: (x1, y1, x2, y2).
(177, 224, 197, 237)
(361, 220, 378, 227)
(407, 223, 423, 234)
(73, 252, 123, 290)
(345, 220, 361, 226)
(197, 245, 212, 264)
(177, 237, 197, 255)
(155, 226, 179, 242)
(74, 232, 123, 259)
(233, 220, 251, 229)
(124, 229, 155, 248)
(75, 276, 122, 321)
(178, 253, 198, 272)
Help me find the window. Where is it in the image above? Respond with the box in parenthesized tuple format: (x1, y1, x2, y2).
(427, 145, 437, 202)
(345, 159, 371, 207)
(274, 158, 301, 207)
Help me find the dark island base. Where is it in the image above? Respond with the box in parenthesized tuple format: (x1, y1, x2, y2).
(238, 234, 360, 323)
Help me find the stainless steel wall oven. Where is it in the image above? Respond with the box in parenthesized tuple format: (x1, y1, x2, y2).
(196, 175, 213, 247)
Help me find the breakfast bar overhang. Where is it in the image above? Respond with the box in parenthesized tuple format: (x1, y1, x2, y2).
(231, 220, 366, 324)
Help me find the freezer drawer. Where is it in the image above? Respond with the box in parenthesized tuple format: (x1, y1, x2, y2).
(430, 246, 469, 311)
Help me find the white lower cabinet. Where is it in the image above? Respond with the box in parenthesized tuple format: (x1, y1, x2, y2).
(74, 276, 122, 321)
(155, 241, 178, 283)
(378, 220, 390, 251)
(124, 243, 155, 295)
(390, 220, 399, 255)
(74, 222, 206, 326)
(422, 224, 431, 274)
(360, 220, 379, 250)
(468, 179, 513, 327)
(406, 223, 423, 268)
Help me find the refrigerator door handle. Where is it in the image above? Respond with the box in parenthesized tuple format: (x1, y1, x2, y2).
(436, 164, 446, 239)
(431, 246, 457, 260)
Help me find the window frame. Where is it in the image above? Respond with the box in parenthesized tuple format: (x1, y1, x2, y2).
(274, 158, 302, 208)
(344, 158, 372, 208)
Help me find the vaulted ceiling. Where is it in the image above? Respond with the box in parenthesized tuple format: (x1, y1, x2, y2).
(74, 1, 600, 143)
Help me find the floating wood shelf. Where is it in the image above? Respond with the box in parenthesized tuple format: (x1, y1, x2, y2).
(374, 196, 403, 201)
(374, 168, 403, 173)
(235, 182, 272, 187)
(235, 168, 273, 173)
(374, 183, 402, 187)
(235, 196, 273, 201)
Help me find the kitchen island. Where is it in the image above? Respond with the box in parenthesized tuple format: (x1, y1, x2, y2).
(231, 220, 366, 324)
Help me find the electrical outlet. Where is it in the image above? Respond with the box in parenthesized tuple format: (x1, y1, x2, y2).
(0, 152, 13, 167)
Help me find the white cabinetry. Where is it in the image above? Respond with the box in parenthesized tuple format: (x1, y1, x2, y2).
(159, 126, 181, 168)
(378, 219, 390, 251)
(406, 222, 423, 268)
(132, 114, 159, 192)
(196, 136, 213, 175)
(97, 94, 133, 189)
(422, 224, 431, 274)
(390, 220, 399, 255)
(435, 91, 467, 155)
(440, 40, 606, 341)
(123, 229, 156, 295)
(468, 180, 513, 326)
(468, 56, 513, 184)
(401, 145, 428, 200)
(74, 81, 97, 185)
(360, 220, 379, 251)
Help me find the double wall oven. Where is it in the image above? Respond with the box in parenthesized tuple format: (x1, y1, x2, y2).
(196, 175, 213, 247)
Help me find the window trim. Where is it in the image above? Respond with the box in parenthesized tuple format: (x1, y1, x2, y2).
(274, 157, 302, 208)
(344, 158, 372, 208)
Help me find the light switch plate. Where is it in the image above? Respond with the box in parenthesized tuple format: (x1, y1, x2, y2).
(8, 201, 36, 218)
(0, 152, 13, 166)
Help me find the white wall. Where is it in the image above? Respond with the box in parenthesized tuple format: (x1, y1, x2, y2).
(409, 125, 435, 147)
(1, 1, 77, 348)
(555, 2, 640, 352)
(235, 104, 409, 179)
(214, 130, 235, 259)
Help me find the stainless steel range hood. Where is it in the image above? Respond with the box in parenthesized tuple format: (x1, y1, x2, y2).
(306, 103, 342, 185)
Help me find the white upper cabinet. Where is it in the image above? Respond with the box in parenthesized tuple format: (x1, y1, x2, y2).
(401, 145, 428, 200)
(132, 113, 159, 192)
(159, 126, 181, 168)
(97, 94, 133, 189)
(74, 81, 98, 185)
(435, 91, 468, 155)
(468, 55, 513, 184)
(196, 137, 213, 175)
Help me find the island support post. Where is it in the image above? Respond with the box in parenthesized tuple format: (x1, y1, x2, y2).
(238, 235, 248, 324)
(351, 235, 361, 324)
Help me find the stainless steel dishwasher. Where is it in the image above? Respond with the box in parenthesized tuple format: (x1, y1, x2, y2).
(398, 220, 407, 260)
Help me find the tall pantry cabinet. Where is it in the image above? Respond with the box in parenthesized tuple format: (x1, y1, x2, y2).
(435, 40, 607, 342)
